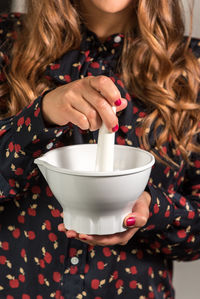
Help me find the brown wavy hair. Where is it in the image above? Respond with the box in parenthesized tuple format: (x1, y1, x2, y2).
(1, 0, 200, 164)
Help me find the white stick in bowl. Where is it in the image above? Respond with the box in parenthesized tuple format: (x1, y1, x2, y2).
(95, 106, 116, 172)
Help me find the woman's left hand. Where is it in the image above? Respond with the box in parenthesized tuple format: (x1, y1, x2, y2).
(58, 191, 151, 246)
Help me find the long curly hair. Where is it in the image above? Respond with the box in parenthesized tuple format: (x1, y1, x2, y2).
(1, 0, 200, 164)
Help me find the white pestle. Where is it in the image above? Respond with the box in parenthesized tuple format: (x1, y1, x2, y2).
(95, 106, 116, 172)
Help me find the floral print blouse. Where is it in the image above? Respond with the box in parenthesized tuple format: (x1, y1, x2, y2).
(0, 13, 200, 299)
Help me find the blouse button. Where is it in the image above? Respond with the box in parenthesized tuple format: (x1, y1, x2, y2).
(46, 142, 54, 150)
(71, 257, 79, 265)
(56, 131, 63, 137)
(114, 35, 122, 43)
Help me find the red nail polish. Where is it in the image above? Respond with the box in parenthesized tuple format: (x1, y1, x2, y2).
(81, 238, 87, 240)
(114, 99, 121, 106)
(126, 217, 136, 227)
(112, 124, 119, 132)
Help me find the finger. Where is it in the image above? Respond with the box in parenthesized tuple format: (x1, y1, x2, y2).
(67, 105, 90, 130)
(66, 230, 78, 238)
(116, 98, 128, 113)
(124, 206, 149, 229)
(82, 84, 118, 132)
(123, 213, 148, 229)
(90, 76, 121, 106)
(124, 192, 151, 229)
(81, 228, 138, 247)
(58, 223, 66, 232)
(72, 96, 102, 131)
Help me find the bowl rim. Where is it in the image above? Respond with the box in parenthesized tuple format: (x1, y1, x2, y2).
(34, 144, 155, 177)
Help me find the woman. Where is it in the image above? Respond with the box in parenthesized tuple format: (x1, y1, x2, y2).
(0, 0, 199, 298)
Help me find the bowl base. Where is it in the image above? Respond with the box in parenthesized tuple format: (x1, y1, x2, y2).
(63, 211, 128, 235)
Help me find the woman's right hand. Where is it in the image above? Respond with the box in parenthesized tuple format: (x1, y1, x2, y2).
(42, 76, 127, 131)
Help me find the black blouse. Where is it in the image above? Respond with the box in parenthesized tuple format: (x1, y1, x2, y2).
(0, 13, 200, 299)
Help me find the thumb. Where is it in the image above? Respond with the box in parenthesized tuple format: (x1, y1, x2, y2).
(123, 191, 151, 228)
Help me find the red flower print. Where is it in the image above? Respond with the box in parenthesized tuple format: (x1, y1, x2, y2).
(50, 64, 60, 70)
(43, 220, 51, 231)
(148, 291, 155, 298)
(119, 251, 127, 261)
(194, 160, 200, 167)
(113, 271, 118, 280)
(90, 62, 100, 69)
(46, 186, 53, 197)
(64, 75, 71, 82)
(11, 228, 20, 239)
(130, 266, 137, 275)
(84, 264, 89, 274)
(8, 142, 14, 152)
(51, 209, 60, 218)
(102, 247, 111, 257)
(177, 229, 187, 239)
(179, 197, 186, 206)
(34, 107, 40, 117)
(1, 241, 9, 251)
(91, 279, 100, 290)
(9, 179, 15, 187)
(116, 136, 125, 145)
(48, 233, 57, 242)
(25, 117, 31, 126)
(133, 106, 139, 114)
(188, 210, 195, 219)
(0, 129, 6, 137)
(39, 259, 45, 269)
(115, 279, 124, 289)
(69, 248, 77, 257)
(70, 266, 78, 275)
(125, 93, 131, 101)
(0, 255, 6, 264)
(9, 278, 19, 288)
(17, 117, 24, 127)
(120, 126, 129, 133)
(38, 274, 45, 285)
(44, 252, 52, 264)
(117, 80, 124, 88)
(129, 280, 137, 289)
(97, 261, 105, 270)
(15, 168, 24, 176)
(53, 272, 61, 282)
(17, 214, 25, 224)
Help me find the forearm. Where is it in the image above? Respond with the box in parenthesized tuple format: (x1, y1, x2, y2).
(0, 96, 69, 201)
(139, 179, 200, 261)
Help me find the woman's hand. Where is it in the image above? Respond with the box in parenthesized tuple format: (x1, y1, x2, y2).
(58, 191, 151, 246)
(42, 76, 127, 131)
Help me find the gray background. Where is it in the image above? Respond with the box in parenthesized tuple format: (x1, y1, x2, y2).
(0, 1, 200, 298)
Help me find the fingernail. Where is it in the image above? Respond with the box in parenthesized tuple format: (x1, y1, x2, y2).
(81, 238, 87, 241)
(126, 217, 136, 227)
(114, 99, 121, 106)
(112, 124, 119, 132)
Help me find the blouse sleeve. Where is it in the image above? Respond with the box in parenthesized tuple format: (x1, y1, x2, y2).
(0, 14, 70, 203)
(140, 145, 200, 261)
(138, 38, 200, 261)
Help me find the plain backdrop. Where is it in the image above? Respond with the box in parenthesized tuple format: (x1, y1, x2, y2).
(1, 1, 200, 299)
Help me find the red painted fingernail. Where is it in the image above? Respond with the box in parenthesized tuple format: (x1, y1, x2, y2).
(126, 217, 136, 227)
(112, 124, 119, 132)
(81, 238, 87, 240)
(114, 99, 121, 106)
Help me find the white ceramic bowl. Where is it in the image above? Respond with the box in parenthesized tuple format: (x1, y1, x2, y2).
(34, 144, 155, 235)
